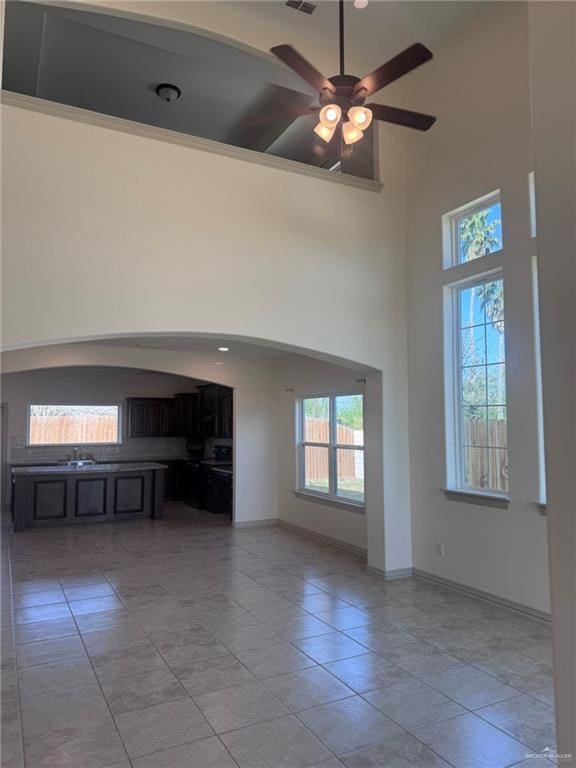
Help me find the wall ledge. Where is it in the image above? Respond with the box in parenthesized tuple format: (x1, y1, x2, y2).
(413, 568, 551, 623)
(1, 91, 383, 194)
(278, 519, 366, 558)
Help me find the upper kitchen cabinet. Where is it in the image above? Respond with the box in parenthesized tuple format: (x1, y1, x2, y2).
(126, 387, 233, 439)
(198, 385, 233, 439)
(126, 398, 183, 438)
(218, 389, 234, 439)
(162, 398, 182, 437)
(177, 392, 201, 442)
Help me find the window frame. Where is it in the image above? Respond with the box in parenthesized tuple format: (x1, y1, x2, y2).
(445, 270, 509, 497)
(26, 404, 123, 447)
(296, 393, 365, 510)
(442, 190, 503, 269)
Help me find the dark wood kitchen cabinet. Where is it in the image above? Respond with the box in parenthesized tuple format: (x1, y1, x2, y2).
(11, 464, 165, 530)
(162, 399, 182, 437)
(198, 385, 233, 439)
(199, 463, 214, 511)
(162, 459, 186, 501)
(219, 390, 233, 439)
(176, 393, 201, 441)
(126, 398, 184, 438)
(212, 470, 233, 519)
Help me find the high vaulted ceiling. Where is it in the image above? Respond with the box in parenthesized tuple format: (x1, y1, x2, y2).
(88, 0, 483, 79)
(3, 1, 483, 172)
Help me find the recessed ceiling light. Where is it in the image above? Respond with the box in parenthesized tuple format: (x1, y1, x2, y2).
(213, 361, 224, 365)
(218, 347, 229, 352)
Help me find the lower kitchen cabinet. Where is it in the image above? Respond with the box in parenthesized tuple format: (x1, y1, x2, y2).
(11, 464, 165, 530)
(200, 464, 214, 511)
(162, 459, 187, 501)
(212, 470, 233, 519)
(183, 461, 201, 508)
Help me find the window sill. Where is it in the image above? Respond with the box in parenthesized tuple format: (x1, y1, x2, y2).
(294, 490, 366, 514)
(444, 488, 510, 509)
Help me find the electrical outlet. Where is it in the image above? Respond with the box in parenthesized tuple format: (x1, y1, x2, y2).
(434, 541, 445, 557)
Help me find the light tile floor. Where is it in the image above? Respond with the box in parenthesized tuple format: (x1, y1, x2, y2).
(1, 505, 556, 768)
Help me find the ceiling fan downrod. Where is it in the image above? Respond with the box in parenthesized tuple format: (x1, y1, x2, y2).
(339, 0, 345, 77)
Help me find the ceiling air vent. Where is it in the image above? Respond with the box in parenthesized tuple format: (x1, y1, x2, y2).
(285, 1, 317, 14)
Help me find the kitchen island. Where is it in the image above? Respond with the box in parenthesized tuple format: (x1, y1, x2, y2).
(11, 462, 166, 531)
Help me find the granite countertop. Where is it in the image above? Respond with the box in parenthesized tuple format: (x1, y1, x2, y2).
(11, 462, 167, 476)
(10, 456, 189, 468)
(211, 467, 233, 477)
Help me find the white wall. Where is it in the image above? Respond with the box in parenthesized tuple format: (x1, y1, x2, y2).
(1, 103, 404, 372)
(396, 3, 550, 612)
(528, 1, 576, 753)
(2, 366, 202, 464)
(2, 344, 279, 527)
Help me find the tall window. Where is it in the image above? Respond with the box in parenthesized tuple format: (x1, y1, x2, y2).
(449, 276, 508, 493)
(28, 405, 120, 445)
(298, 394, 365, 505)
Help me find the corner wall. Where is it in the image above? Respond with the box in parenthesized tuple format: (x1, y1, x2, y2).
(398, 2, 550, 612)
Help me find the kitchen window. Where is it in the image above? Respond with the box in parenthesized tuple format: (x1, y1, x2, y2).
(28, 405, 121, 446)
(297, 394, 365, 506)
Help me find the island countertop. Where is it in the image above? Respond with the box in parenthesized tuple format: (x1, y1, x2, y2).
(11, 462, 166, 531)
(11, 462, 167, 476)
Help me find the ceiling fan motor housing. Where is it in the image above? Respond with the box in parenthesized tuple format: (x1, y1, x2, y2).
(321, 74, 365, 111)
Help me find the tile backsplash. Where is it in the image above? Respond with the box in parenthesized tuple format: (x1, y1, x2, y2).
(9, 436, 188, 464)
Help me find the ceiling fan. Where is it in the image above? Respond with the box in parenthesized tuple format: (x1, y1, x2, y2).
(267, 0, 436, 148)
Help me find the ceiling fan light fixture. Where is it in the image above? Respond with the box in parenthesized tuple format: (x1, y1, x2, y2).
(342, 120, 363, 145)
(319, 104, 342, 128)
(155, 83, 182, 102)
(348, 106, 373, 130)
(314, 122, 336, 143)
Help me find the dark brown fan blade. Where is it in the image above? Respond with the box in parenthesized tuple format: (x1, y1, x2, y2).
(367, 103, 436, 131)
(244, 105, 318, 128)
(271, 45, 335, 94)
(354, 43, 433, 98)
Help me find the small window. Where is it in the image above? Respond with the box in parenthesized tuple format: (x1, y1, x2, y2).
(28, 405, 121, 445)
(444, 193, 503, 268)
(447, 276, 508, 494)
(298, 394, 365, 505)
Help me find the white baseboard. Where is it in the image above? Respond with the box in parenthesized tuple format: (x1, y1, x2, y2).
(232, 518, 278, 529)
(367, 565, 413, 580)
(278, 519, 367, 558)
(413, 569, 551, 623)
